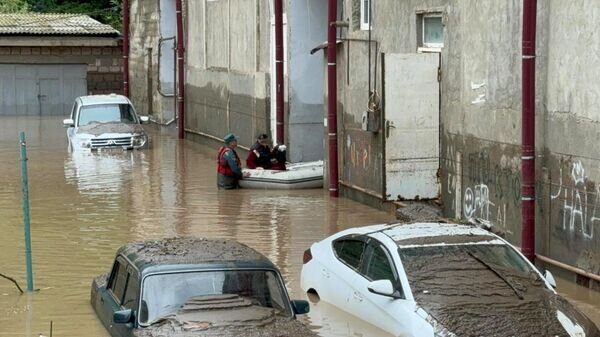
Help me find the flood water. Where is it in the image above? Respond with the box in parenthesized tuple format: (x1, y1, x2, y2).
(0, 116, 598, 337)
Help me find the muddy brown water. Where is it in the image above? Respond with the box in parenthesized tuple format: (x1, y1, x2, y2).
(0, 116, 598, 337)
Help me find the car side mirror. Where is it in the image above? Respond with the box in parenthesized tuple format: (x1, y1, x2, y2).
(63, 118, 74, 127)
(139, 116, 149, 124)
(113, 309, 134, 324)
(291, 299, 310, 315)
(367, 279, 396, 298)
(544, 270, 557, 289)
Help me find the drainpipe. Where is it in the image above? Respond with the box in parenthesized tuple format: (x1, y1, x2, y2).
(175, 0, 185, 139)
(274, 0, 284, 144)
(122, 0, 130, 97)
(327, 0, 339, 197)
(521, 0, 537, 262)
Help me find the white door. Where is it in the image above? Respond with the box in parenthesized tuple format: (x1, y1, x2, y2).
(384, 53, 440, 200)
(348, 238, 415, 336)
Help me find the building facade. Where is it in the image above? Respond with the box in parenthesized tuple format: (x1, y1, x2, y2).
(331, 0, 600, 285)
(129, 0, 327, 161)
(0, 14, 121, 116)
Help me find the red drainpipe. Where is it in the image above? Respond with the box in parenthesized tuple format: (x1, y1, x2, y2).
(521, 0, 537, 262)
(274, 0, 284, 144)
(175, 0, 185, 139)
(327, 0, 339, 197)
(122, 0, 130, 97)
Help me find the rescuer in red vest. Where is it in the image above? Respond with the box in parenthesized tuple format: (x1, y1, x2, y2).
(217, 133, 243, 190)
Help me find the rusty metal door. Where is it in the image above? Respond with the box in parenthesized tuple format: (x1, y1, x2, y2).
(384, 53, 439, 200)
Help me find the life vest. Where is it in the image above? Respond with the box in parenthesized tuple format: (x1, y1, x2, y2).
(217, 146, 241, 177)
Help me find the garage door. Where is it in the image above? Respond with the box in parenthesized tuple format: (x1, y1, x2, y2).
(0, 64, 87, 116)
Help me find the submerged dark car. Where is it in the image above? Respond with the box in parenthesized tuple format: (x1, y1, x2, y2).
(91, 238, 315, 337)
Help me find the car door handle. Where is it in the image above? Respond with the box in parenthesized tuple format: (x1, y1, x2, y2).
(100, 297, 104, 303)
(353, 291, 363, 302)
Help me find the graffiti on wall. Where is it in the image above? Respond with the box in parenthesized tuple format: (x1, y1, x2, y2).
(443, 143, 520, 235)
(551, 160, 598, 240)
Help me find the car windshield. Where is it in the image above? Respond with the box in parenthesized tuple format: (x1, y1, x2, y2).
(78, 104, 136, 126)
(140, 270, 292, 325)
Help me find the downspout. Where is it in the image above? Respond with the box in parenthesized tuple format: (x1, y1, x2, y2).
(327, 0, 339, 197)
(521, 0, 537, 262)
(122, 0, 130, 97)
(274, 0, 285, 144)
(175, 0, 185, 139)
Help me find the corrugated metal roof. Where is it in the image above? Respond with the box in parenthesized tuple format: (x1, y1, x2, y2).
(0, 13, 119, 36)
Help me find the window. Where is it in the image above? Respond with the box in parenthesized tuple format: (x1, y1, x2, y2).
(365, 245, 396, 282)
(122, 271, 139, 310)
(140, 270, 292, 325)
(417, 12, 444, 51)
(77, 104, 137, 127)
(70, 102, 77, 120)
(333, 239, 366, 269)
(109, 259, 128, 304)
(360, 0, 371, 30)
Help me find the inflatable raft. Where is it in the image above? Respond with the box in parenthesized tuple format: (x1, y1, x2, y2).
(240, 161, 324, 190)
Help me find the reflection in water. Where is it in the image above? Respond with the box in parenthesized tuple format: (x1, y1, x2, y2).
(0, 116, 598, 337)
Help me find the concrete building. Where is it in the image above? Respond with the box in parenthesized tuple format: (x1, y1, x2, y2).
(327, 0, 600, 287)
(129, 0, 327, 161)
(0, 13, 121, 115)
(128, 0, 176, 123)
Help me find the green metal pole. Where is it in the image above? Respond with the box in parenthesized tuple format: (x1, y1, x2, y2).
(19, 131, 34, 292)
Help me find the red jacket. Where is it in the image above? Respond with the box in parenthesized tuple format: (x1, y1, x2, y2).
(217, 147, 241, 177)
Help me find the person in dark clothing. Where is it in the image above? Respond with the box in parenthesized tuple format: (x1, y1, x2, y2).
(217, 133, 244, 190)
(270, 144, 287, 171)
(246, 134, 272, 169)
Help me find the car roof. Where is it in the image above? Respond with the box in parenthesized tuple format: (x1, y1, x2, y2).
(380, 222, 504, 248)
(117, 238, 276, 275)
(78, 94, 130, 106)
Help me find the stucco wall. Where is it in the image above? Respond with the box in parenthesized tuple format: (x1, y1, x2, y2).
(287, 0, 327, 162)
(185, 0, 270, 149)
(129, 0, 174, 120)
(335, 0, 600, 278)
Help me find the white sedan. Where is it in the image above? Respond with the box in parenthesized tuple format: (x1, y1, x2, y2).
(301, 222, 600, 337)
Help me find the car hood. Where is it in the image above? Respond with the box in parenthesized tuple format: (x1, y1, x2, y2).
(404, 253, 600, 337)
(133, 314, 316, 337)
(76, 122, 145, 137)
(133, 294, 317, 337)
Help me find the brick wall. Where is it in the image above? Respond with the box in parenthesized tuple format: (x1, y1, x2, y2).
(0, 44, 123, 95)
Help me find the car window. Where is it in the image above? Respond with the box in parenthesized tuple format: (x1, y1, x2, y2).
(122, 270, 139, 310)
(110, 259, 128, 304)
(266, 272, 287, 312)
(70, 101, 77, 119)
(140, 270, 292, 325)
(333, 239, 366, 269)
(365, 244, 395, 282)
(77, 103, 137, 126)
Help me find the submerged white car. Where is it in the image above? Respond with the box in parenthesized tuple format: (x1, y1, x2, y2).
(301, 222, 600, 337)
(63, 94, 149, 150)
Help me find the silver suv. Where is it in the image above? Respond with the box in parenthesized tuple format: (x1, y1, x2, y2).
(63, 94, 149, 150)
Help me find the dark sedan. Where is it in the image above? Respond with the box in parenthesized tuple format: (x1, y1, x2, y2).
(91, 238, 315, 337)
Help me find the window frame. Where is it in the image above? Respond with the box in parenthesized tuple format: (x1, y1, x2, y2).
(360, 0, 371, 31)
(108, 256, 129, 305)
(122, 266, 140, 311)
(332, 235, 369, 272)
(420, 13, 444, 50)
(360, 239, 405, 298)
